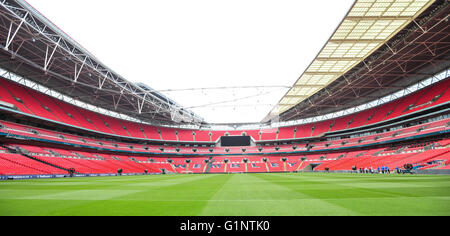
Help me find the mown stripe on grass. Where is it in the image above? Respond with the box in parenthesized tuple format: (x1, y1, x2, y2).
(59, 174, 231, 216)
(263, 173, 450, 215)
(200, 174, 359, 216)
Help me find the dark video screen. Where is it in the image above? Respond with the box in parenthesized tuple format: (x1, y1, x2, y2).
(220, 136, 251, 147)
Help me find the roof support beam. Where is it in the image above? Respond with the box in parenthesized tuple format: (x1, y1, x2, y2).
(44, 37, 61, 72)
(5, 12, 28, 50)
(98, 72, 109, 90)
(138, 93, 147, 114)
(10, 38, 24, 59)
(74, 57, 86, 83)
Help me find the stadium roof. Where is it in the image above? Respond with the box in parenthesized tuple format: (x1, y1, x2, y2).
(0, 0, 204, 126)
(271, 0, 449, 123)
(1, 0, 359, 125)
(267, 0, 438, 120)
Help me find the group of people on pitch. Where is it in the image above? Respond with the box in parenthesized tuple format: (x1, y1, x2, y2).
(357, 166, 391, 174)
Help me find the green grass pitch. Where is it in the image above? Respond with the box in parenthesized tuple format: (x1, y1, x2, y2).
(1, 173, 449, 216)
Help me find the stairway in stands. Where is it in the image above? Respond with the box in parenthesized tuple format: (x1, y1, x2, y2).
(204, 159, 214, 173)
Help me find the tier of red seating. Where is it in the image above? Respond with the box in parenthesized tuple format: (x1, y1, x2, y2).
(1, 116, 449, 156)
(313, 147, 450, 172)
(1, 138, 448, 176)
(0, 153, 66, 175)
(0, 76, 448, 142)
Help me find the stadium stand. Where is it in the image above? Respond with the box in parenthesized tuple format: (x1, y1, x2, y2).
(0, 76, 448, 143)
(0, 0, 449, 178)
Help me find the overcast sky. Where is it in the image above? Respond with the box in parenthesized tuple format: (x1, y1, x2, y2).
(25, 0, 355, 124)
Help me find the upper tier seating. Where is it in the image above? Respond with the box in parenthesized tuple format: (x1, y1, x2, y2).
(1, 116, 449, 157)
(278, 127, 295, 140)
(347, 108, 377, 129)
(312, 120, 334, 137)
(0, 76, 448, 142)
(0, 79, 59, 121)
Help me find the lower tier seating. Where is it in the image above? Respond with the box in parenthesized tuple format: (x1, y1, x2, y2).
(1, 138, 448, 176)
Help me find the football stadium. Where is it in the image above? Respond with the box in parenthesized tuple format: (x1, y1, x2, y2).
(0, 0, 449, 218)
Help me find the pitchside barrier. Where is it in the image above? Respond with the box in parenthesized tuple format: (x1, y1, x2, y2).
(416, 169, 450, 175)
(313, 169, 450, 175)
(0, 172, 162, 180)
(3, 170, 450, 180)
